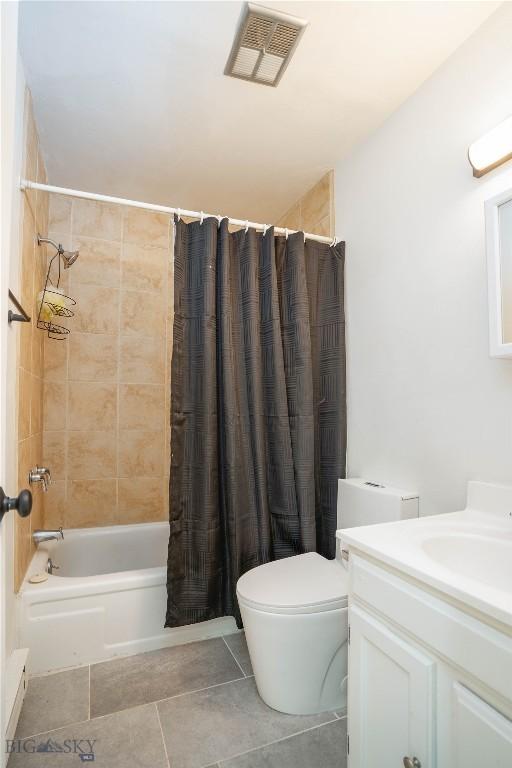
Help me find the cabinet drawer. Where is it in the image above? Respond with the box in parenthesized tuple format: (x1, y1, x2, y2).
(349, 554, 512, 702)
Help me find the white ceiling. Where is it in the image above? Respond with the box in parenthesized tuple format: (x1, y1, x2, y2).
(19, 1, 498, 223)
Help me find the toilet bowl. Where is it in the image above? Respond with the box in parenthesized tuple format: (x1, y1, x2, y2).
(237, 478, 419, 715)
(237, 551, 349, 715)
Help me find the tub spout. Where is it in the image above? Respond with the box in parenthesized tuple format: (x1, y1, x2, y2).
(33, 527, 64, 545)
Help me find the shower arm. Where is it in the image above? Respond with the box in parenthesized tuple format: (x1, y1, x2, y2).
(37, 235, 64, 255)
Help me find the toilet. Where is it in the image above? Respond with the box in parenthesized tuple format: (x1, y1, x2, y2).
(237, 478, 419, 715)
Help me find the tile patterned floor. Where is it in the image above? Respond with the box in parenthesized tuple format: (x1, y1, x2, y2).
(8, 633, 347, 768)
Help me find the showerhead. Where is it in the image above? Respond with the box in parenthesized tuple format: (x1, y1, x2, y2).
(37, 235, 79, 268)
(60, 249, 80, 269)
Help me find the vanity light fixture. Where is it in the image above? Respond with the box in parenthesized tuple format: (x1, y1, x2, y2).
(468, 115, 512, 177)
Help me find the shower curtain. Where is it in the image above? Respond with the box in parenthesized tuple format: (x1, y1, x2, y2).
(165, 216, 345, 629)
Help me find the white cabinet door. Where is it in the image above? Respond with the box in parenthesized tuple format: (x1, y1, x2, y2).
(451, 683, 512, 768)
(348, 604, 435, 768)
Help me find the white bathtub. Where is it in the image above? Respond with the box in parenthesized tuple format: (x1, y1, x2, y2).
(19, 523, 236, 674)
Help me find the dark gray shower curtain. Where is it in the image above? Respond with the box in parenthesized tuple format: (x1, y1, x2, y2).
(165, 217, 345, 629)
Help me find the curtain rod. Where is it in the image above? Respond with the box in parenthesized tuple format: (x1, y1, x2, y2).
(20, 180, 336, 246)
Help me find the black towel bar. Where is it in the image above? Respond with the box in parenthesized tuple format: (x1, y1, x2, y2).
(8, 290, 31, 324)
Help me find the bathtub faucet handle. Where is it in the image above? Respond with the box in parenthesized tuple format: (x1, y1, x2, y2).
(47, 557, 60, 575)
(37, 466, 52, 489)
(29, 467, 51, 493)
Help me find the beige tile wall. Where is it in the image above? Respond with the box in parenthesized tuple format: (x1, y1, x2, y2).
(276, 170, 335, 238)
(29, 161, 329, 541)
(42, 197, 173, 529)
(15, 90, 49, 591)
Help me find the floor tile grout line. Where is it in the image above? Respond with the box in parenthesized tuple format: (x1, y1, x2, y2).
(16, 713, 99, 743)
(222, 635, 246, 678)
(150, 674, 251, 709)
(17, 685, 342, 750)
(16, 698, 169, 742)
(200, 716, 342, 768)
(19, 675, 253, 740)
(154, 702, 171, 768)
(214, 718, 342, 768)
(27, 661, 96, 680)
(16, 668, 92, 741)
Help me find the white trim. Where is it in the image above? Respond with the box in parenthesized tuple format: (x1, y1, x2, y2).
(20, 180, 336, 246)
(5, 648, 28, 742)
(1, 4, 22, 764)
(484, 186, 512, 358)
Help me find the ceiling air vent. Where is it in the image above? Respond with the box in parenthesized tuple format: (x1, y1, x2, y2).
(225, 3, 308, 87)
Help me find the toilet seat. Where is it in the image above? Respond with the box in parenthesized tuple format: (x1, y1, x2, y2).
(237, 552, 348, 615)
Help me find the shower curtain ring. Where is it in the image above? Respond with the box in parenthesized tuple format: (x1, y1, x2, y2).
(200, 211, 204, 225)
(245, 220, 249, 233)
(285, 228, 289, 240)
(331, 236, 338, 247)
(263, 224, 268, 236)
(176, 208, 181, 222)
(217, 215, 222, 229)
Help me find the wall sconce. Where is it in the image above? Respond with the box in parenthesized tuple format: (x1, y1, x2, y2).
(468, 115, 512, 178)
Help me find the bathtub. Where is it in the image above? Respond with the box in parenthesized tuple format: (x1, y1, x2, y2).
(19, 523, 236, 675)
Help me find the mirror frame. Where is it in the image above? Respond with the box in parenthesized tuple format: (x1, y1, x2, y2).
(485, 187, 512, 358)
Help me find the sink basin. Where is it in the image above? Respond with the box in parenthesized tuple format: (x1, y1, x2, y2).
(421, 533, 512, 591)
(339, 482, 512, 627)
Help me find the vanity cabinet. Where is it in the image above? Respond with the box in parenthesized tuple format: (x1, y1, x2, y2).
(348, 605, 435, 768)
(437, 665, 512, 767)
(347, 554, 512, 768)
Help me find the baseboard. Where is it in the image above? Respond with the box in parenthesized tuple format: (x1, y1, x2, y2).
(5, 648, 29, 742)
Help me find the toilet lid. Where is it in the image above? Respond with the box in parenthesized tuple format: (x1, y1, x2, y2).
(236, 552, 348, 614)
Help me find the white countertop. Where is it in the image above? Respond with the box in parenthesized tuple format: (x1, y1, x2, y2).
(337, 481, 512, 630)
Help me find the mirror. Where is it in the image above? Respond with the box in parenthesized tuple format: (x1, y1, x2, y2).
(485, 188, 512, 357)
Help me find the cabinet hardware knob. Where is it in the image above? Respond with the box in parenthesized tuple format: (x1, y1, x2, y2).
(403, 758, 421, 768)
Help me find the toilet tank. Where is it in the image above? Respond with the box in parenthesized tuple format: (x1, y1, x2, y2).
(337, 478, 419, 530)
